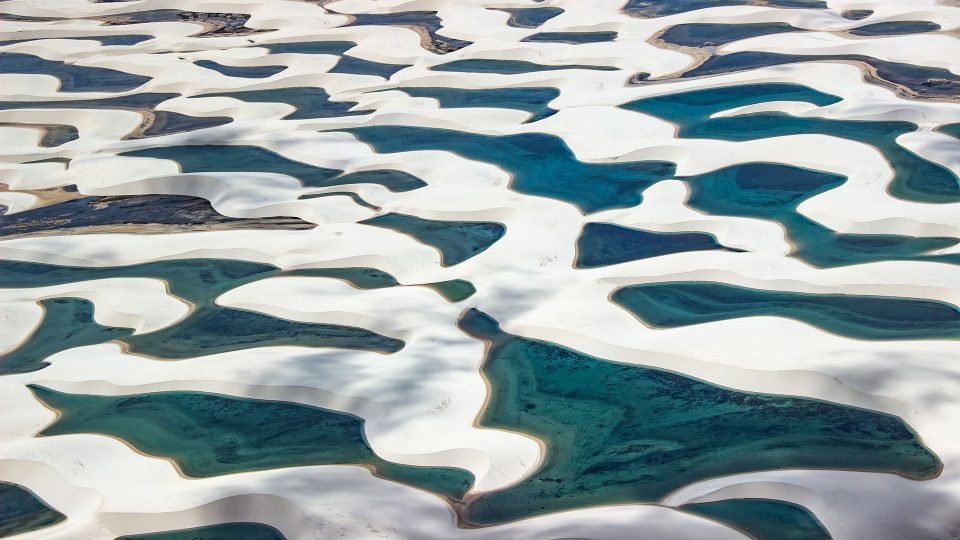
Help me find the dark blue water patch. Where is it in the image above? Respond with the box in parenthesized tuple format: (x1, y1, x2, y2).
(121, 145, 419, 192)
(842, 9, 873, 20)
(100, 10, 264, 37)
(261, 41, 413, 78)
(939, 123, 960, 140)
(361, 212, 505, 266)
(0, 258, 405, 363)
(396, 86, 560, 122)
(521, 31, 618, 44)
(612, 281, 960, 341)
(658, 22, 802, 48)
(681, 499, 831, 540)
(196, 87, 363, 120)
(0, 298, 134, 375)
(33, 387, 474, 499)
(458, 308, 940, 525)
(623, 0, 826, 18)
(95, 34, 154, 46)
(331, 55, 411, 79)
(339, 11, 472, 54)
(0, 92, 179, 112)
(849, 20, 940, 36)
(194, 59, 286, 79)
(622, 82, 960, 203)
(40, 124, 79, 147)
(117, 523, 285, 540)
(0, 52, 151, 92)
(429, 58, 619, 74)
(575, 223, 739, 268)
(679, 51, 960, 101)
(491, 7, 563, 28)
(680, 163, 960, 268)
(135, 111, 232, 138)
(0, 194, 314, 238)
(0, 34, 153, 47)
(0, 481, 67, 537)
(344, 126, 676, 213)
(262, 40, 356, 56)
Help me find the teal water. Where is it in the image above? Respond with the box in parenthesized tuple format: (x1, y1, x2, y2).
(345, 126, 676, 213)
(0, 258, 405, 363)
(623, 82, 960, 202)
(493, 7, 563, 29)
(0, 481, 66, 537)
(575, 223, 736, 268)
(397, 86, 560, 122)
(196, 87, 363, 120)
(262, 41, 355, 55)
(121, 145, 423, 192)
(32, 387, 474, 499)
(194, 60, 286, 79)
(939, 123, 960, 140)
(681, 499, 831, 540)
(117, 523, 284, 540)
(612, 281, 960, 341)
(0, 92, 178, 112)
(0, 52, 150, 92)
(38, 124, 79, 147)
(429, 59, 618, 74)
(0, 298, 133, 375)
(521, 31, 618, 44)
(458, 309, 941, 525)
(361, 213, 506, 267)
(136, 111, 232, 138)
(658, 22, 801, 48)
(681, 163, 960, 268)
(426, 279, 476, 302)
(849, 21, 940, 36)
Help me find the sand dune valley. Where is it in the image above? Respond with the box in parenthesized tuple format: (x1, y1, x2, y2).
(1, 0, 959, 538)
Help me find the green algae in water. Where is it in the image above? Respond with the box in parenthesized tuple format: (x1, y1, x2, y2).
(31, 387, 474, 500)
(681, 498, 831, 540)
(458, 309, 941, 525)
(521, 31, 618, 44)
(623, 82, 960, 203)
(398, 86, 560, 122)
(681, 163, 959, 268)
(117, 523, 285, 540)
(426, 279, 476, 302)
(345, 126, 676, 214)
(613, 281, 960, 341)
(0, 298, 133, 375)
(0, 481, 67, 537)
(575, 223, 737, 268)
(0, 259, 405, 362)
(361, 213, 506, 267)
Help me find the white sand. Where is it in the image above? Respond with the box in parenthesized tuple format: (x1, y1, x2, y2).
(2, 0, 960, 538)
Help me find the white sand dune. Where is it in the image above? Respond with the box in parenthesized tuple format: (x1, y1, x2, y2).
(2, 0, 959, 537)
